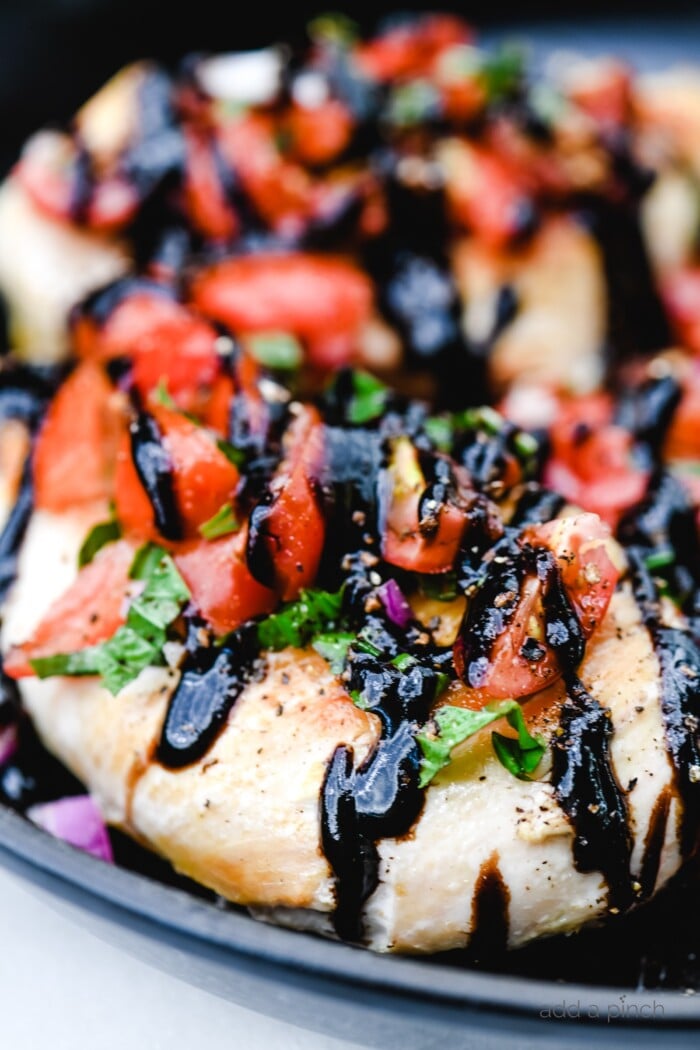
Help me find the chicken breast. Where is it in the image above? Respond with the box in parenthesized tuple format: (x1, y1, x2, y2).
(1, 507, 686, 954)
(0, 179, 128, 362)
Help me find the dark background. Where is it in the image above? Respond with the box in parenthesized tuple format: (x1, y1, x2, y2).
(0, 0, 697, 172)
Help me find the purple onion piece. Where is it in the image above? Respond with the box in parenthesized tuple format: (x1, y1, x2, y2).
(0, 724, 17, 767)
(378, 578, 412, 629)
(27, 795, 114, 863)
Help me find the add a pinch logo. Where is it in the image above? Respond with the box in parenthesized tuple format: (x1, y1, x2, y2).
(540, 994, 666, 1022)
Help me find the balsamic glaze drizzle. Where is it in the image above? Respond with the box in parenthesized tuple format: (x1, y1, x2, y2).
(627, 547, 700, 856)
(129, 408, 183, 541)
(551, 675, 633, 910)
(157, 623, 259, 769)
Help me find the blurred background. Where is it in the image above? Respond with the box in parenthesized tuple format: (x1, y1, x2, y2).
(0, 0, 698, 173)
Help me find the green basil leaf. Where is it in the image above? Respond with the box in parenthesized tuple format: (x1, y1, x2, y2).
(312, 632, 354, 674)
(77, 520, 122, 569)
(217, 440, 246, 468)
(644, 548, 675, 571)
(154, 378, 176, 409)
(96, 626, 163, 696)
(247, 331, 303, 371)
(32, 546, 190, 696)
(417, 571, 460, 602)
(417, 700, 545, 788)
(492, 706, 545, 780)
(480, 44, 525, 101)
(31, 647, 103, 679)
(347, 371, 389, 425)
(257, 587, 345, 651)
(198, 502, 240, 541)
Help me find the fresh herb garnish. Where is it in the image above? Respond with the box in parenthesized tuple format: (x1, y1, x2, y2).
(417, 571, 460, 602)
(347, 371, 389, 425)
(31, 545, 190, 696)
(308, 12, 358, 46)
(154, 378, 176, 409)
(257, 587, 345, 651)
(387, 79, 440, 127)
(217, 440, 246, 469)
(77, 520, 122, 569)
(312, 631, 354, 674)
(247, 331, 303, 372)
(644, 548, 675, 572)
(417, 700, 545, 787)
(479, 43, 525, 102)
(198, 502, 240, 541)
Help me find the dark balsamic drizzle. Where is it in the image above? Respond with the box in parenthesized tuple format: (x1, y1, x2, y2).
(0, 461, 33, 603)
(467, 853, 511, 960)
(551, 675, 634, 911)
(129, 407, 183, 541)
(321, 649, 443, 941)
(157, 623, 259, 769)
(627, 548, 700, 857)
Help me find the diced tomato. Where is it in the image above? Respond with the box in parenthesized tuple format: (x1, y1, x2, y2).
(353, 15, 471, 82)
(191, 253, 372, 368)
(286, 100, 354, 167)
(544, 393, 648, 527)
(381, 438, 478, 574)
(453, 513, 622, 706)
(4, 539, 136, 678)
(218, 114, 312, 232)
(33, 362, 121, 512)
(73, 290, 221, 405)
(247, 406, 325, 601)
(182, 128, 239, 241)
(444, 144, 530, 249)
(665, 366, 700, 461)
(662, 267, 700, 354)
(568, 61, 632, 127)
(17, 130, 138, 232)
(175, 526, 276, 636)
(115, 404, 240, 541)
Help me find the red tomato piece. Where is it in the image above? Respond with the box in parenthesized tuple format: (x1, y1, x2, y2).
(568, 61, 632, 127)
(17, 131, 138, 232)
(115, 404, 240, 541)
(446, 145, 530, 249)
(354, 15, 471, 82)
(175, 526, 276, 636)
(454, 513, 621, 706)
(544, 393, 648, 527)
(33, 362, 121, 512)
(381, 438, 473, 574)
(286, 100, 354, 167)
(662, 267, 700, 355)
(191, 253, 372, 369)
(73, 291, 220, 405)
(218, 115, 312, 232)
(4, 539, 136, 678)
(247, 406, 325, 601)
(182, 129, 239, 241)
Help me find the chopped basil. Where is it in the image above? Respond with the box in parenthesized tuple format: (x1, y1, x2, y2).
(644, 548, 675, 572)
(418, 571, 460, 603)
(354, 636, 382, 658)
(217, 440, 246, 468)
(154, 378, 176, 409)
(308, 12, 358, 46)
(417, 700, 545, 787)
(247, 331, 303, 372)
(31, 545, 191, 696)
(480, 44, 525, 102)
(31, 647, 102, 679)
(423, 415, 453, 453)
(387, 79, 440, 127)
(347, 371, 389, 425)
(257, 587, 344, 651)
(312, 631, 354, 674)
(198, 502, 240, 541)
(391, 652, 415, 671)
(77, 520, 122, 569)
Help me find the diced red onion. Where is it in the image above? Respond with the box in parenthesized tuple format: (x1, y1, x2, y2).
(378, 578, 412, 629)
(27, 795, 114, 863)
(0, 724, 17, 766)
